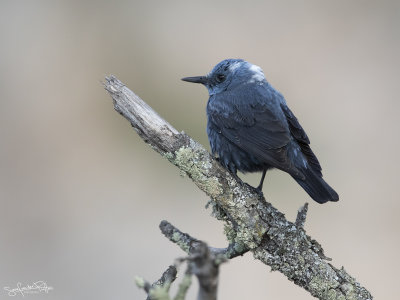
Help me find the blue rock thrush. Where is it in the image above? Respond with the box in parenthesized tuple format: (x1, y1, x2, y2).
(182, 59, 338, 204)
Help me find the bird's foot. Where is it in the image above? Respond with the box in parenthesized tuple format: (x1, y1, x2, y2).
(230, 172, 242, 185)
(254, 185, 264, 197)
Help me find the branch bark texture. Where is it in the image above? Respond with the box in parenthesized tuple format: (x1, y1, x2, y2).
(104, 76, 372, 300)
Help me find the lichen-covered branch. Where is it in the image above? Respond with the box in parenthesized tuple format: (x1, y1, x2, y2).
(295, 203, 309, 228)
(160, 220, 239, 300)
(159, 220, 248, 259)
(188, 241, 219, 300)
(104, 75, 372, 300)
(138, 221, 225, 300)
(135, 265, 177, 300)
(147, 266, 178, 300)
(173, 268, 192, 300)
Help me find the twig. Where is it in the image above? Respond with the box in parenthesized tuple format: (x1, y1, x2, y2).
(135, 265, 178, 300)
(147, 266, 178, 300)
(104, 75, 373, 300)
(173, 267, 192, 300)
(159, 220, 199, 254)
(189, 241, 219, 300)
(135, 277, 152, 293)
(160, 220, 232, 300)
(159, 220, 248, 260)
(295, 203, 309, 228)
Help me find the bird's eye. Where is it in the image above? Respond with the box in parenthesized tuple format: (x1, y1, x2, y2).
(216, 74, 226, 83)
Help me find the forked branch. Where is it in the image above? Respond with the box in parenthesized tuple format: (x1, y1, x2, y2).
(104, 76, 372, 300)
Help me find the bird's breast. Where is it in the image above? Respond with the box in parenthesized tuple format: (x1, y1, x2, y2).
(207, 120, 265, 174)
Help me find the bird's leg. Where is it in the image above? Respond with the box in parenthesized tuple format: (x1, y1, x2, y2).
(256, 169, 267, 191)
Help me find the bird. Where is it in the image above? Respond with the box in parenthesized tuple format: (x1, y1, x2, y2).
(182, 59, 339, 204)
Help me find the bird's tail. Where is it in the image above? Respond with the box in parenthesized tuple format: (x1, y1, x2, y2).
(293, 167, 339, 204)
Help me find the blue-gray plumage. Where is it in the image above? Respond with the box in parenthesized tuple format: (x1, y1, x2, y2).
(182, 59, 339, 203)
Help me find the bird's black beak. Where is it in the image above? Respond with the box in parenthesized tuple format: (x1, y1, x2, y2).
(181, 76, 208, 85)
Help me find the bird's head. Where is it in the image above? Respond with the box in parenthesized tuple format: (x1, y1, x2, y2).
(182, 59, 266, 95)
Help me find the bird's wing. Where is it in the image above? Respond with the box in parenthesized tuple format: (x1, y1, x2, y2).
(280, 103, 322, 176)
(207, 87, 302, 177)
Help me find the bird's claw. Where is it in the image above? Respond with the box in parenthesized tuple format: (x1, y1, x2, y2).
(255, 186, 264, 197)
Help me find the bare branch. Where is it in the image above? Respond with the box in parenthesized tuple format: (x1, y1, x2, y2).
(104, 75, 373, 300)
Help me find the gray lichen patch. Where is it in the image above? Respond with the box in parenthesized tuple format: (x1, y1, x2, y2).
(308, 266, 341, 297)
(171, 231, 191, 254)
(163, 151, 174, 161)
(223, 224, 236, 243)
(222, 202, 266, 249)
(134, 276, 146, 289)
(149, 285, 171, 300)
(166, 141, 267, 250)
(224, 222, 259, 252)
(234, 226, 261, 249)
(336, 268, 372, 300)
(171, 145, 223, 197)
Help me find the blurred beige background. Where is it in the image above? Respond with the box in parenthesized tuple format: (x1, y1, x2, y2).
(1, 1, 399, 299)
